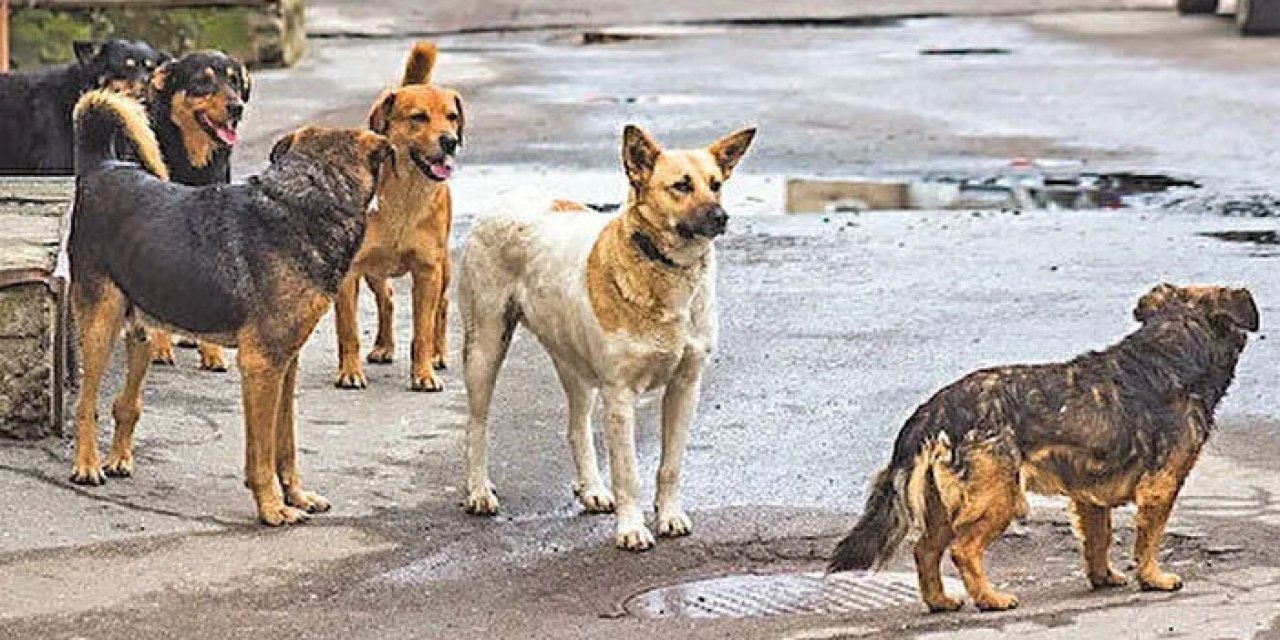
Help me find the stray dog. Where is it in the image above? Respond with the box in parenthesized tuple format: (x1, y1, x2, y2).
(829, 284, 1258, 611)
(334, 42, 463, 391)
(143, 50, 252, 371)
(0, 39, 168, 174)
(68, 90, 391, 524)
(459, 125, 756, 550)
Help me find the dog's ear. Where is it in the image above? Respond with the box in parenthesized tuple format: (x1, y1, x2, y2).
(453, 94, 466, 147)
(622, 125, 662, 188)
(149, 59, 174, 96)
(239, 62, 252, 103)
(368, 91, 397, 134)
(707, 127, 757, 180)
(401, 41, 437, 86)
(73, 41, 100, 66)
(269, 131, 297, 164)
(1214, 288, 1260, 332)
(1134, 282, 1178, 323)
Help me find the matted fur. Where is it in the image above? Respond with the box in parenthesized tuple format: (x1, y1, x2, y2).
(831, 284, 1257, 612)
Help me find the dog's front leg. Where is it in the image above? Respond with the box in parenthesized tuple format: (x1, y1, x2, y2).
(603, 387, 653, 551)
(655, 355, 703, 538)
(409, 261, 447, 392)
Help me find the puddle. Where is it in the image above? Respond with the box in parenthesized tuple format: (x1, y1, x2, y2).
(1163, 193, 1280, 218)
(920, 47, 1013, 56)
(1199, 230, 1280, 258)
(626, 571, 960, 619)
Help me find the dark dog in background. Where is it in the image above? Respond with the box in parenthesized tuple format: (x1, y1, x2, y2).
(68, 90, 391, 524)
(830, 284, 1257, 612)
(143, 50, 252, 370)
(0, 39, 168, 174)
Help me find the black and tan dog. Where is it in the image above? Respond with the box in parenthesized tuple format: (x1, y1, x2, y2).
(143, 50, 252, 371)
(830, 284, 1257, 611)
(68, 90, 391, 525)
(0, 39, 168, 174)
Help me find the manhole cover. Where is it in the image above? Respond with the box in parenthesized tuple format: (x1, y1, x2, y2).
(626, 571, 962, 619)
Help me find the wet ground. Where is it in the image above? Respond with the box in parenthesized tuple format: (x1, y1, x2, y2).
(3, 3, 1280, 638)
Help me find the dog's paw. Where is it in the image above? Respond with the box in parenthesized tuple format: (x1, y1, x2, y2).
(615, 522, 656, 552)
(925, 595, 965, 613)
(366, 346, 394, 364)
(1089, 569, 1130, 589)
(410, 372, 444, 393)
(973, 591, 1019, 612)
(575, 484, 615, 514)
(102, 454, 134, 478)
(464, 487, 500, 515)
(1139, 571, 1183, 592)
(334, 369, 368, 389)
(150, 342, 176, 366)
(259, 505, 310, 527)
(657, 511, 693, 538)
(285, 489, 331, 514)
(70, 462, 107, 486)
(198, 351, 229, 373)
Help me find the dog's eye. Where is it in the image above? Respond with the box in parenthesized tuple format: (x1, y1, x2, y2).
(709, 179, 722, 193)
(447, 113, 459, 122)
(411, 113, 429, 124)
(670, 177, 693, 195)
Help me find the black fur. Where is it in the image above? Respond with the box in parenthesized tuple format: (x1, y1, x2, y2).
(830, 289, 1255, 572)
(0, 40, 167, 174)
(148, 50, 250, 185)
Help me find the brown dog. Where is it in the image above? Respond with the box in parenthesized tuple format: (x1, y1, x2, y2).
(69, 90, 391, 524)
(830, 284, 1258, 611)
(333, 42, 464, 392)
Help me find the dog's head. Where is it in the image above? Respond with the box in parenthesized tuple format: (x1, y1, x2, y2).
(367, 42, 465, 183)
(73, 39, 170, 98)
(269, 126, 394, 205)
(1134, 283, 1259, 332)
(150, 51, 251, 150)
(622, 125, 756, 243)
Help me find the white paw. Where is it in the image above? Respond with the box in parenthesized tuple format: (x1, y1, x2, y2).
(464, 483, 500, 516)
(657, 511, 693, 538)
(615, 521, 656, 551)
(575, 484, 615, 514)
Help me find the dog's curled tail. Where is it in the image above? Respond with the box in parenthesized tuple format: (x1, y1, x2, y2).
(401, 41, 438, 86)
(73, 90, 169, 181)
(829, 412, 947, 573)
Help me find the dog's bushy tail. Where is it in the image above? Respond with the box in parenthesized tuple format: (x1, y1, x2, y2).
(401, 41, 438, 86)
(829, 410, 944, 573)
(73, 90, 169, 181)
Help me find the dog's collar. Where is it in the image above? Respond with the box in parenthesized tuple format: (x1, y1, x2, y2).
(631, 230, 685, 270)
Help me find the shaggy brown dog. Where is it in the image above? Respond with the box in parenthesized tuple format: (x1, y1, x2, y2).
(333, 42, 463, 392)
(68, 90, 391, 525)
(830, 284, 1258, 612)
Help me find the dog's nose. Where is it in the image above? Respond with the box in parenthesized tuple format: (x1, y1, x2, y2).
(439, 134, 459, 156)
(228, 101, 245, 121)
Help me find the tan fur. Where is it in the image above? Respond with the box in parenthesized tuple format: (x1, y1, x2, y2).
(73, 91, 169, 180)
(333, 42, 463, 391)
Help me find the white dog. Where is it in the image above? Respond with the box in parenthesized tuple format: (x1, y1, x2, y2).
(457, 124, 756, 550)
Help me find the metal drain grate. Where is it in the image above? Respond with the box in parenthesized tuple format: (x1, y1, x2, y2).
(627, 571, 962, 619)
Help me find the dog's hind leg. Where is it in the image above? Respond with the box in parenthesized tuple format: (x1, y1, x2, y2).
(365, 275, 396, 364)
(915, 469, 963, 612)
(334, 273, 368, 389)
(654, 354, 704, 538)
(603, 387, 654, 551)
(948, 447, 1022, 611)
(197, 342, 229, 373)
(461, 302, 517, 515)
(1070, 499, 1128, 589)
(103, 325, 152, 478)
(554, 360, 611, 514)
(238, 343, 306, 526)
(148, 329, 176, 365)
(70, 281, 128, 485)
(276, 356, 330, 515)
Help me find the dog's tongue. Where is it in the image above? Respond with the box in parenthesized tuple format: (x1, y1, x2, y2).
(215, 124, 240, 146)
(429, 159, 454, 181)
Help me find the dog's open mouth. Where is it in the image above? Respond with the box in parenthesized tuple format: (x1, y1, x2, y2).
(197, 113, 240, 147)
(410, 149, 455, 181)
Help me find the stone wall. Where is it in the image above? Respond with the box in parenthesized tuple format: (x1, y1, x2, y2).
(0, 178, 70, 439)
(9, 0, 306, 71)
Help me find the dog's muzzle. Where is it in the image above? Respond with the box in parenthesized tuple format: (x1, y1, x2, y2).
(678, 205, 730, 239)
